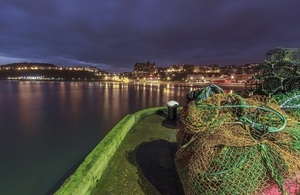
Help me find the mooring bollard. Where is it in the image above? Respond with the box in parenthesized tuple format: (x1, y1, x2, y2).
(167, 100, 179, 120)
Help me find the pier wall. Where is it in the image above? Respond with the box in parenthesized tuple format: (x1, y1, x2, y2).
(55, 107, 166, 195)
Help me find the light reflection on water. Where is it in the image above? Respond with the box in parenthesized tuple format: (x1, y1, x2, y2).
(0, 81, 243, 195)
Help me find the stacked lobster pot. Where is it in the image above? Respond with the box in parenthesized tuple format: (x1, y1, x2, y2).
(246, 47, 300, 96)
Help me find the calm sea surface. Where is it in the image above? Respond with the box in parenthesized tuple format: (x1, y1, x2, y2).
(0, 80, 243, 195)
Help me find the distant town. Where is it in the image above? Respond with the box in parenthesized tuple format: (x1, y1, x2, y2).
(0, 61, 262, 83)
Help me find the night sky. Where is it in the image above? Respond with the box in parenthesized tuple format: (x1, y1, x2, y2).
(1, 0, 300, 72)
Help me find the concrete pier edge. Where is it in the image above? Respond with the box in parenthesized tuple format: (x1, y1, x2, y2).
(55, 106, 166, 195)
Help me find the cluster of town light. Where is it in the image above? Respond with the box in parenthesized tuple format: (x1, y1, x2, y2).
(7, 76, 66, 80)
(1, 66, 99, 72)
(1, 62, 260, 83)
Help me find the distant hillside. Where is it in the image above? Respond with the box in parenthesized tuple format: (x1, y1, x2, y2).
(0, 62, 105, 81)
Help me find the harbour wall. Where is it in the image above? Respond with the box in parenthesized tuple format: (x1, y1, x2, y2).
(55, 106, 166, 195)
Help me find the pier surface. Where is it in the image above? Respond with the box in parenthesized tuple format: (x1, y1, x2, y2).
(92, 112, 184, 195)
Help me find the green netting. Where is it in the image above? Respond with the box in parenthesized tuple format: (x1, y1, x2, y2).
(175, 87, 300, 195)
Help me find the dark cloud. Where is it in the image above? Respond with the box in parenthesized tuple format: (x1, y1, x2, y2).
(1, 0, 300, 72)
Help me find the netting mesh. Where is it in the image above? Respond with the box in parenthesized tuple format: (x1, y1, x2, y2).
(246, 48, 300, 95)
(175, 92, 300, 195)
(264, 48, 300, 66)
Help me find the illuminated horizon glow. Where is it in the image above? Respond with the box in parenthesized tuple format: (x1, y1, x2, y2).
(0, 54, 116, 71)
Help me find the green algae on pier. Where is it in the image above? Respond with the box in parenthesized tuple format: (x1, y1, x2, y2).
(92, 111, 183, 195)
(55, 107, 183, 195)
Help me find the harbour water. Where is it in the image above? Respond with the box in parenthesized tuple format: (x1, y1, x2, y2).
(0, 80, 244, 195)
